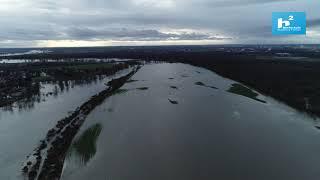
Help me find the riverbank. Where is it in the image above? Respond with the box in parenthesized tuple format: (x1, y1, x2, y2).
(5, 46, 318, 118)
(59, 63, 320, 180)
(0, 61, 134, 108)
(22, 66, 141, 180)
(178, 57, 320, 118)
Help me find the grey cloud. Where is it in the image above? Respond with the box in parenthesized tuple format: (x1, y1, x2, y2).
(66, 28, 171, 40)
(66, 27, 231, 41)
(0, 26, 63, 41)
(308, 19, 320, 27)
(0, 40, 39, 48)
(198, 0, 294, 7)
(0, 0, 319, 47)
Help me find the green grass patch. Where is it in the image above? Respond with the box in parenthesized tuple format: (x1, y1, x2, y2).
(112, 89, 129, 95)
(72, 124, 102, 164)
(228, 83, 266, 103)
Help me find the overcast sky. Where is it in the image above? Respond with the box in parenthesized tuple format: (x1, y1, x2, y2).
(0, 0, 319, 47)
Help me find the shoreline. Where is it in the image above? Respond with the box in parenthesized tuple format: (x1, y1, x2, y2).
(0, 61, 131, 108)
(22, 66, 141, 180)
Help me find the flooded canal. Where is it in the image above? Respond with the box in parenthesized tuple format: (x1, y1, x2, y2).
(57, 63, 320, 180)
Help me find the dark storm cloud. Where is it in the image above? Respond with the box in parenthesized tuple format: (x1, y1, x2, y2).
(66, 28, 174, 40)
(0, 27, 62, 41)
(66, 27, 231, 41)
(0, 0, 318, 47)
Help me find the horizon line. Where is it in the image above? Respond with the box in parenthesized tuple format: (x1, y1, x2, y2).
(0, 43, 319, 49)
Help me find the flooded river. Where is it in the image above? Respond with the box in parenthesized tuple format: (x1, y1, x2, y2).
(1, 63, 320, 179)
(0, 69, 132, 179)
(58, 63, 320, 180)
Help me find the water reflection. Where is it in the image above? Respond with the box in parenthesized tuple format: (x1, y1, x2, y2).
(0, 75, 107, 112)
(227, 83, 266, 103)
(16, 94, 41, 111)
(2, 92, 41, 113)
(61, 63, 320, 180)
(69, 124, 103, 164)
(0, 68, 135, 179)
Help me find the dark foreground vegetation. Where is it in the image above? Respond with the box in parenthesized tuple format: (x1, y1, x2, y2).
(23, 66, 141, 180)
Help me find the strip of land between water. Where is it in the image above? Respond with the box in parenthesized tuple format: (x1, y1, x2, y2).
(23, 66, 141, 180)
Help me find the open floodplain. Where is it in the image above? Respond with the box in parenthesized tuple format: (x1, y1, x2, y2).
(1, 62, 320, 179)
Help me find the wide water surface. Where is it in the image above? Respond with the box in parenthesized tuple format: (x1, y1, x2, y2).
(0, 69, 133, 179)
(61, 63, 320, 180)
